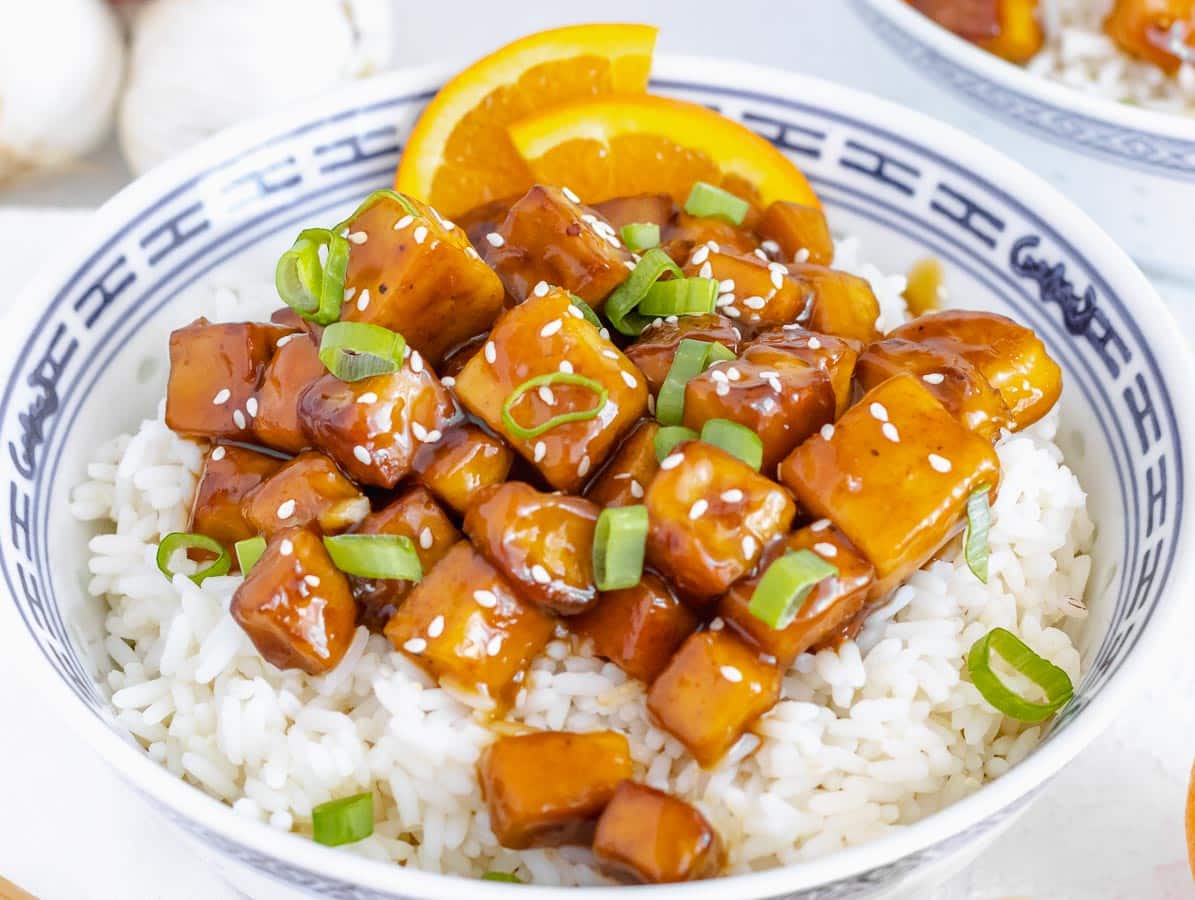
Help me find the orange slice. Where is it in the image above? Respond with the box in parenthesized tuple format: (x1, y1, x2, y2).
(395, 24, 657, 218)
(1187, 758, 1195, 881)
(508, 93, 820, 209)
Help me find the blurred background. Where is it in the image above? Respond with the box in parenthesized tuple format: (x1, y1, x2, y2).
(0, 2, 1190, 899)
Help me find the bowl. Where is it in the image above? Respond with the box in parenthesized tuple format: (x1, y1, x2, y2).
(1, 56, 1190, 900)
(854, 0, 1195, 278)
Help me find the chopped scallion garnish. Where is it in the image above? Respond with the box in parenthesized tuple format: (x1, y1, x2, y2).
(323, 534, 422, 581)
(234, 536, 266, 573)
(683, 181, 749, 225)
(604, 248, 683, 336)
(964, 486, 992, 583)
(318, 321, 407, 382)
(482, 872, 523, 883)
(748, 550, 838, 630)
(967, 627, 1074, 722)
(706, 341, 736, 364)
(502, 372, 608, 440)
(311, 792, 374, 846)
(637, 277, 718, 317)
(701, 418, 764, 471)
(156, 532, 231, 585)
(569, 293, 602, 329)
(654, 425, 698, 461)
(275, 228, 350, 325)
(657, 338, 719, 426)
(333, 188, 421, 233)
(620, 222, 660, 252)
(592, 505, 648, 591)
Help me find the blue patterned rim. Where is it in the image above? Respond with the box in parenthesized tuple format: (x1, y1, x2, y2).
(854, 0, 1195, 178)
(0, 59, 1187, 899)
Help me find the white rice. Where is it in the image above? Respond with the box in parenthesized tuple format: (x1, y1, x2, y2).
(1031, 0, 1195, 113)
(70, 246, 1092, 884)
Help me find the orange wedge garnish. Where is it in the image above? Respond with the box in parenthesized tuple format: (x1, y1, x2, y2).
(395, 24, 657, 218)
(508, 93, 820, 209)
(1187, 758, 1195, 880)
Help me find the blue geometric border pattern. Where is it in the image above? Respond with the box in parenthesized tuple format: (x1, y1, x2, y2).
(854, 0, 1195, 178)
(0, 75, 1181, 897)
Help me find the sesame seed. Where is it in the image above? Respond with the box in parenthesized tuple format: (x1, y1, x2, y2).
(770, 268, 785, 290)
(629, 480, 644, 498)
(743, 295, 766, 310)
(413, 225, 429, 245)
(562, 186, 580, 203)
(279, 539, 294, 556)
(485, 232, 504, 247)
(276, 499, 296, 519)
(807, 336, 822, 350)
(727, 367, 742, 381)
(420, 615, 443, 640)
(558, 361, 574, 374)
(620, 371, 637, 389)
(760, 653, 777, 665)
(923, 372, 945, 385)
(211, 446, 226, 461)
(660, 453, 684, 470)
(403, 637, 427, 654)
(533, 441, 547, 463)
(699, 261, 713, 279)
(706, 241, 720, 252)
(719, 278, 735, 292)
(276, 333, 295, 347)
(245, 398, 258, 418)
(425, 427, 442, 444)
(717, 293, 736, 308)
(474, 589, 497, 608)
(711, 370, 729, 384)
(624, 260, 636, 270)
(484, 341, 496, 364)
(486, 635, 504, 657)
(721, 489, 744, 503)
(869, 402, 889, 422)
(347, 231, 368, 245)
(578, 455, 591, 477)
(581, 213, 598, 225)
(602, 349, 619, 360)
(232, 410, 247, 430)
(533, 280, 550, 297)
(305, 575, 321, 587)
(814, 541, 838, 558)
(820, 423, 835, 440)
(720, 665, 743, 683)
(761, 239, 780, 255)
(540, 319, 563, 338)
(538, 385, 556, 406)
(212, 388, 231, 406)
(353, 445, 371, 464)
(412, 423, 429, 442)
(765, 375, 783, 393)
(794, 248, 811, 263)
(665, 315, 679, 324)
(409, 350, 424, 374)
(393, 214, 414, 230)
(882, 422, 900, 443)
(599, 328, 611, 340)
(715, 382, 731, 396)
(928, 453, 952, 473)
(691, 245, 710, 265)
(741, 535, 757, 557)
(689, 499, 709, 520)
(465, 246, 480, 260)
(355, 289, 370, 312)
(531, 564, 552, 584)
(358, 392, 378, 404)
(811, 518, 832, 532)
(441, 376, 455, 388)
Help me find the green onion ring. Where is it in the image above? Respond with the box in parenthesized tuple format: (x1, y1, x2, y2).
(683, 181, 749, 225)
(318, 321, 407, 382)
(701, 418, 764, 471)
(654, 425, 698, 461)
(274, 227, 350, 326)
(234, 536, 267, 574)
(501, 372, 609, 440)
(323, 534, 423, 581)
(312, 792, 374, 846)
(620, 222, 661, 252)
(605, 248, 683, 336)
(637, 277, 718, 317)
(592, 505, 648, 591)
(964, 485, 992, 584)
(656, 339, 718, 426)
(333, 188, 422, 233)
(748, 549, 838, 630)
(705, 341, 736, 364)
(156, 532, 231, 585)
(967, 627, 1074, 722)
(482, 872, 523, 883)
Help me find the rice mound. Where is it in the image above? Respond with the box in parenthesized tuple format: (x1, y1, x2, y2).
(69, 245, 1093, 884)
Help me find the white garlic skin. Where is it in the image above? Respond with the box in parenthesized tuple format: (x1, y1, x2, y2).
(119, 0, 393, 175)
(0, 0, 126, 185)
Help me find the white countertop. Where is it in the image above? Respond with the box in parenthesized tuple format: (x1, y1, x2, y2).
(1, 2, 1192, 898)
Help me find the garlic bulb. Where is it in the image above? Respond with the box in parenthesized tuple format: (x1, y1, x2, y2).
(119, 0, 393, 175)
(0, 0, 126, 185)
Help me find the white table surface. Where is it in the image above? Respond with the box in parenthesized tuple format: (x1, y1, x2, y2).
(2, 3, 1193, 898)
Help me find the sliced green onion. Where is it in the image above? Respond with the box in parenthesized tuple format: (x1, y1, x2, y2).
(323, 534, 423, 581)
(637, 277, 718, 317)
(569, 293, 602, 329)
(156, 532, 231, 585)
(482, 872, 523, 883)
(318, 321, 407, 382)
(701, 419, 764, 471)
(333, 188, 421, 233)
(706, 341, 736, 364)
(501, 372, 608, 440)
(604, 248, 683, 336)
(593, 505, 648, 591)
(683, 181, 749, 225)
(967, 627, 1074, 723)
(964, 486, 992, 584)
(654, 425, 698, 461)
(312, 792, 374, 846)
(748, 550, 838, 630)
(657, 339, 718, 426)
(620, 222, 660, 252)
(234, 536, 266, 573)
(275, 228, 350, 325)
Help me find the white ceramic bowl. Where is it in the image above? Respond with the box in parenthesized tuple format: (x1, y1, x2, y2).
(1, 57, 1191, 900)
(855, 0, 1195, 278)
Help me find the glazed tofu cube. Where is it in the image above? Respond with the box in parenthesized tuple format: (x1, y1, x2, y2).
(242, 451, 369, 538)
(383, 542, 554, 705)
(593, 782, 724, 883)
(624, 315, 742, 394)
(464, 482, 600, 615)
(340, 191, 505, 364)
(778, 374, 1001, 595)
(682, 346, 836, 473)
(757, 201, 833, 266)
(571, 573, 699, 683)
(230, 527, 357, 674)
(350, 486, 460, 632)
(592, 193, 675, 231)
(298, 358, 458, 489)
(910, 0, 1043, 63)
(645, 441, 795, 598)
(856, 337, 1013, 442)
(412, 423, 514, 515)
(1105, 0, 1192, 73)
(718, 523, 875, 667)
(165, 318, 289, 440)
(888, 310, 1061, 430)
(750, 326, 863, 416)
(189, 445, 283, 558)
(683, 249, 810, 329)
(646, 630, 782, 767)
(455, 194, 520, 254)
(454, 287, 647, 492)
(480, 731, 633, 850)
(790, 265, 880, 343)
(585, 420, 660, 508)
(252, 331, 326, 454)
(660, 215, 760, 264)
(485, 185, 634, 306)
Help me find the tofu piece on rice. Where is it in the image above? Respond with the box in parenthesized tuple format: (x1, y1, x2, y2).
(749, 326, 862, 417)
(682, 248, 810, 329)
(757, 200, 833, 266)
(242, 450, 369, 538)
(252, 330, 326, 454)
(453, 286, 647, 492)
(790, 264, 881, 343)
(189, 445, 282, 558)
